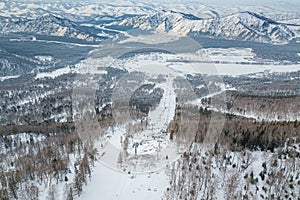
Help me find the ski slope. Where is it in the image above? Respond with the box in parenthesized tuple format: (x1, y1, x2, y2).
(79, 61, 178, 199)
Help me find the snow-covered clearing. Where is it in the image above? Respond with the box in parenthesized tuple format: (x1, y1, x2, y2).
(200, 48, 256, 63)
(34, 55, 54, 62)
(107, 51, 300, 76)
(10, 36, 101, 47)
(35, 66, 73, 79)
(30, 39, 101, 47)
(74, 57, 109, 75)
(118, 32, 180, 44)
(35, 57, 109, 79)
(35, 47, 300, 81)
(169, 61, 300, 76)
(79, 161, 169, 200)
(0, 75, 20, 81)
(78, 56, 182, 199)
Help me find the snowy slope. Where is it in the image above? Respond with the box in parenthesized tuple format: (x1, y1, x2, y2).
(1, 1, 300, 44)
(119, 10, 299, 43)
(1, 0, 299, 21)
(0, 14, 101, 41)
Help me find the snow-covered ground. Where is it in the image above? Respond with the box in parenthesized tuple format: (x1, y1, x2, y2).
(199, 48, 259, 63)
(166, 143, 300, 200)
(74, 57, 109, 75)
(35, 57, 109, 80)
(77, 53, 184, 199)
(79, 161, 169, 200)
(35, 66, 73, 79)
(30, 38, 101, 47)
(118, 32, 180, 44)
(0, 132, 47, 154)
(99, 50, 300, 76)
(171, 62, 262, 76)
(34, 47, 300, 81)
(0, 75, 20, 81)
(34, 55, 54, 62)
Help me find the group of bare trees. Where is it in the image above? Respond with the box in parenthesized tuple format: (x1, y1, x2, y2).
(74, 148, 93, 196)
(165, 143, 300, 199)
(211, 90, 300, 121)
(0, 130, 98, 199)
(165, 101, 300, 199)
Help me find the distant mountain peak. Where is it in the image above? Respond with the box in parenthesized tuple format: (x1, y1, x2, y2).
(0, 14, 100, 42)
(118, 10, 299, 44)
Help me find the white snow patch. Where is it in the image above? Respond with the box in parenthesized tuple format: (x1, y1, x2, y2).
(119, 32, 180, 44)
(34, 55, 54, 62)
(199, 48, 261, 63)
(9, 132, 46, 143)
(79, 161, 169, 200)
(169, 61, 300, 76)
(105, 51, 300, 76)
(35, 66, 72, 79)
(74, 57, 109, 74)
(0, 75, 20, 81)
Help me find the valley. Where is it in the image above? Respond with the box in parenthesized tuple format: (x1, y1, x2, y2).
(0, 1, 300, 200)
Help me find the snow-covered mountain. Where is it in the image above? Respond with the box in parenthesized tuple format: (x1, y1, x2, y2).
(0, 14, 103, 42)
(0, 1, 300, 44)
(119, 10, 300, 44)
(1, 0, 300, 20)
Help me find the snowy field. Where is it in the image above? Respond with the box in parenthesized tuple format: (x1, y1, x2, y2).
(30, 46, 300, 80)
(79, 162, 169, 200)
(35, 66, 73, 79)
(100, 48, 300, 76)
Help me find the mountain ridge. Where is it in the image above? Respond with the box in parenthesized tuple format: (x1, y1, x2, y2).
(0, 1, 299, 44)
(0, 14, 102, 42)
(118, 10, 300, 43)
